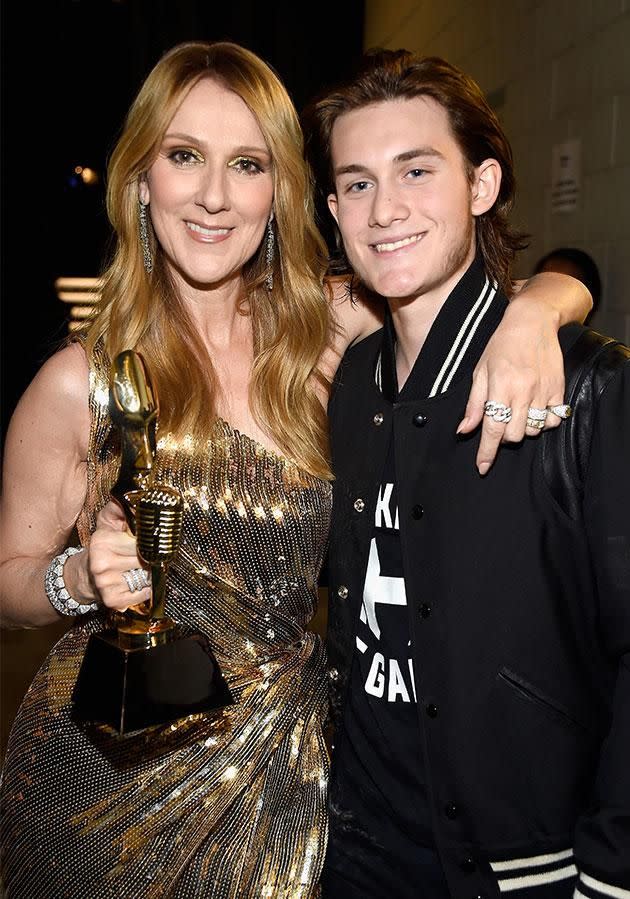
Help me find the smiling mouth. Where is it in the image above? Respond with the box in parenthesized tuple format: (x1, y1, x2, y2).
(185, 221, 232, 238)
(372, 232, 424, 253)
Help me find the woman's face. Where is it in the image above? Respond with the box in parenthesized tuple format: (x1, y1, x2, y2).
(141, 78, 274, 299)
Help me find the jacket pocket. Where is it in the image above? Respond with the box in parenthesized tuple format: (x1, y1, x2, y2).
(498, 667, 591, 735)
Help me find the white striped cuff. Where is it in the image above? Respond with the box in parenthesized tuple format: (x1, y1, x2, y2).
(574, 872, 630, 899)
(491, 848, 577, 892)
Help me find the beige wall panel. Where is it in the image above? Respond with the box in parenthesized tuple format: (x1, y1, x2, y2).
(568, 101, 616, 176)
(364, 0, 420, 48)
(614, 94, 630, 167)
(591, 17, 630, 100)
(606, 240, 630, 343)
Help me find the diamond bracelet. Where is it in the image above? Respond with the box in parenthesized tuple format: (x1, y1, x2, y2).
(44, 546, 100, 616)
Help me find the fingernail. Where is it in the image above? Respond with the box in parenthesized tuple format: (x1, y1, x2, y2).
(456, 418, 468, 434)
(478, 462, 490, 476)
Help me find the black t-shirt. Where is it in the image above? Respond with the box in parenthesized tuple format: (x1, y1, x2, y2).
(325, 439, 449, 898)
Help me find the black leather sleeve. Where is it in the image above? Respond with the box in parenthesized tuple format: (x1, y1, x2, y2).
(542, 326, 628, 520)
(574, 346, 630, 891)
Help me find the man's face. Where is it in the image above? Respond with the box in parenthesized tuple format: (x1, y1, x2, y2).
(328, 96, 480, 306)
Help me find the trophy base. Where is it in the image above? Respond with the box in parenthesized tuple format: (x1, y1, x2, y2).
(72, 627, 234, 734)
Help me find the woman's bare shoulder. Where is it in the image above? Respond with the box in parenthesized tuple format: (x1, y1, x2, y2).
(325, 275, 384, 346)
(33, 341, 89, 394)
(8, 342, 90, 455)
(318, 276, 385, 384)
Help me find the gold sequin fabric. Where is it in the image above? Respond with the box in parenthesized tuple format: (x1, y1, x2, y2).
(0, 343, 332, 898)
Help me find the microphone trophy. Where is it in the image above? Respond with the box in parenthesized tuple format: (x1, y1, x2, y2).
(72, 350, 233, 734)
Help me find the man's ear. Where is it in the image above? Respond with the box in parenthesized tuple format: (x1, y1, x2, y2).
(327, 192, 339, 225)
(471, 159, 501, 216)
(139, 176, 150, 206)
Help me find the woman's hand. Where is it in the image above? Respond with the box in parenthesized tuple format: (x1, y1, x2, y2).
(85, 501, 151, 612)
(457, 272, 592, 474)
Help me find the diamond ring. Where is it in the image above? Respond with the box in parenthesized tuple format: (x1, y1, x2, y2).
(546, 403, 572, 419)
(122, 568, 150, 593)
(484, 401, 512, 424)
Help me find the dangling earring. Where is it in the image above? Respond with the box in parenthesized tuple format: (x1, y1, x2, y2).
(139, 198, 153, 274)
(264, 216, 275, 291)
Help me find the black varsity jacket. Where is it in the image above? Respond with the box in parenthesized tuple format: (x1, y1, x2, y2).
(325, 257, 630, 899)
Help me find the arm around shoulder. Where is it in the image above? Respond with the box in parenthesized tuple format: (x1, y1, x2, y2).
(510, 270, 593, 326)
(0, 342, 92, 627)
(321, 275, 384, 382)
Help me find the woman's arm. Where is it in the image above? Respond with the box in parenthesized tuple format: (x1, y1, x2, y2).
(322, 270, 592, 472)
(459, 271, 593, 474)
(0, 343, 146, 628)
(0, 344, 91, 626)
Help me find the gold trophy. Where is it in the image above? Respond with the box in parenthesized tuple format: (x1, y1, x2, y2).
(72, 351, 233, 734)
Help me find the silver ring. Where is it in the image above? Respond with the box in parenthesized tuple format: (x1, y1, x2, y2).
(547, 403, 572, 419)
(122, 568, 150, 593)
(526, 417, 545, 430)
(484, 401, 512, 424)
(527, 406, 548, 422)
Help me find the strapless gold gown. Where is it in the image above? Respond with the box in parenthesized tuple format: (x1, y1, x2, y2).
(0, 346, 332, 898)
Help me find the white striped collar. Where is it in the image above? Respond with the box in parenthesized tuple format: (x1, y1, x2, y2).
(428, 276, 497, 396)
(376, 255, 506, 401)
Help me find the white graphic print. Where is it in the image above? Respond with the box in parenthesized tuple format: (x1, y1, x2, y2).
(356, 482, 417, 703)
(361, 538, 406, 640)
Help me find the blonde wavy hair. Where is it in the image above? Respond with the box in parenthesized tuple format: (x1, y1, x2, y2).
(85, 41, 333, 479)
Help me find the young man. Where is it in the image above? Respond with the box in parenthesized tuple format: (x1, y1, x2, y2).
(311, 51, 630, 899)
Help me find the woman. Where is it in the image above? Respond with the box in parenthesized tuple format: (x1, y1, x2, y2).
(0, 42, 590, 898)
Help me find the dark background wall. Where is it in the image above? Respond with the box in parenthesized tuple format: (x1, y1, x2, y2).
(1, 0, 365, 437)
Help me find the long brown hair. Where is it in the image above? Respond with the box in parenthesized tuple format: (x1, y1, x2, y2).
(306, 49, 527, 294)
(85, 41, 332, 479)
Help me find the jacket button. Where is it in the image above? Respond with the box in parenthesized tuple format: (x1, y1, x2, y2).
(413, 413, 427, 427)
(412, 504, 424, 520)
(425, 703, 438, 718)
(354, 498, 365, 512)
(337, 585, 349, 599)
(419, 603, 431, 618)
(328, 667, 339, 681)
(373, 412, 384, 426)
(444, 802, 459, 819)
(460, 858, 476, 873)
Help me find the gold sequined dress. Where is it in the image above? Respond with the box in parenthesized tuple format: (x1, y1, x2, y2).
(1, 344, 332, 898)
